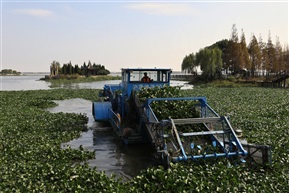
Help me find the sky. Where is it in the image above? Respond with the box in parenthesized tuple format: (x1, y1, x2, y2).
(1, 0, 288, 73)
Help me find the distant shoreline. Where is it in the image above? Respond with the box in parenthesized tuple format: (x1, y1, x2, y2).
(0, 74, 22, 76)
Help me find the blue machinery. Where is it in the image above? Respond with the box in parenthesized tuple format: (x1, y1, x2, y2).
(93, 68, 271, 168)
(146, 97, 247, 166)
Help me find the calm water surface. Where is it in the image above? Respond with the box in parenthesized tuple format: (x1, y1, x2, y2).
(2, 75, 188, 179)
(0, 75, 51, 90)
(0, 75, 187, 91)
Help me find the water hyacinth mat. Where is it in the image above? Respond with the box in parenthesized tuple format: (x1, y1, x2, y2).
(0, 88, 288, 192)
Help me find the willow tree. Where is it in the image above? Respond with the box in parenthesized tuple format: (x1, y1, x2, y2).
(196, 47, 223, 81)
(208, 39, 230, 72)
(181, 53, 196, 74)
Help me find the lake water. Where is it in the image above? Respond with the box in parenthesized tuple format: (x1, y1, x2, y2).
(0, 75, 188, 91)
(1, 75, 188, 179)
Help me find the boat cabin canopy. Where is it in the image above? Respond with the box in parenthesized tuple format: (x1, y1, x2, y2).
(120, 68, 172, 98)
(121, 68, 172, 83)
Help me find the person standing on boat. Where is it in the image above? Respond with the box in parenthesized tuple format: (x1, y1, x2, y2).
(141, 72, 151, 82)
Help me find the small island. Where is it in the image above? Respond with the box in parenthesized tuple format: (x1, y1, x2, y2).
(42, 60, 121, 83)
(0, 69, 21, 76)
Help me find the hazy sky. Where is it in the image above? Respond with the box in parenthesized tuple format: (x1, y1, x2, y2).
(1, 0, 288, 73)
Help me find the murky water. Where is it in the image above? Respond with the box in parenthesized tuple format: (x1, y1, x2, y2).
(47, 98, 157, 180)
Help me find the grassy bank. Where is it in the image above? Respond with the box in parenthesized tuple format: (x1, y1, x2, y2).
(0, 87, 288, 192)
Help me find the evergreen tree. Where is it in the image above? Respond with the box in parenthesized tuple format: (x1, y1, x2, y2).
(283, 45, 289, 72)
(258, 34, 269, 75)
(62, 64, 67, 75)
(227, 24, 243, 74)
(88, 60, 92, 68)
(248, 34, 261, 77)
(67, 63, 73, 75)
(275, 36, 284, 72)
(81, 62, 87, 75)
(240, 29, 251, 70)
(267, 31, 278, 73)
(230, 24, 239, 42)
(74, 64, 80, 74)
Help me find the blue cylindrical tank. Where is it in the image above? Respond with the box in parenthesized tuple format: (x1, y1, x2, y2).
(92, 102, 112, 121)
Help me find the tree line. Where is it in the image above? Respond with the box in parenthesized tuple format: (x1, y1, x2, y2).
(182, 24, 289, 81)
(0, 69, 21, 75)
(51, 60, 110, 76)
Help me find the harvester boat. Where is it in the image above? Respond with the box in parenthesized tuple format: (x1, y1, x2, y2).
(92, 68, 271, 168)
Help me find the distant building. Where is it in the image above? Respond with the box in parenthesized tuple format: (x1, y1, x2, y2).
(47, 63, 60, 79)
